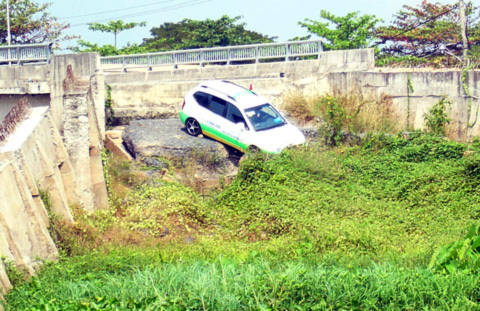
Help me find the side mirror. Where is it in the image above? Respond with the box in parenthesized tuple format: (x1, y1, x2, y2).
(235, 122, 247, 131)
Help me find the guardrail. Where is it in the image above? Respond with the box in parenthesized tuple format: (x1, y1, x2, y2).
(0, 43, 52, 65)
(100, 40, 323, 70)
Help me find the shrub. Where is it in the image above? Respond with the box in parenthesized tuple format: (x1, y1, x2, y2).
(362, 133, 465, 162)
(1, 258, 27, 287)
(281, 91, 316, 124)
(316, 95, 347, 146)
(282, 90, 399, 143)
(429, 223, 480, 274)
(424, 97, 452, 136)
(463, 154, 480, 180)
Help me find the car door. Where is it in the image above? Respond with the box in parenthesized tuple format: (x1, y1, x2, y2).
(193, 91, 227, 134)
(224, 102, 249, 151)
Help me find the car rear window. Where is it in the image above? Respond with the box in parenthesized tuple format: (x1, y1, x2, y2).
(193, 92, 210, 108)
(194, 91, 227, 117)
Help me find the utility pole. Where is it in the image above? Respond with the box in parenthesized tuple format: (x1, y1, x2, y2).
(459, 0, 469, 66)
(6, 0, 11, 45)
(6, 0, 11, 65)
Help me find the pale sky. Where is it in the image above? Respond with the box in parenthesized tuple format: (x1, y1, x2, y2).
(38, 0, 457, 50)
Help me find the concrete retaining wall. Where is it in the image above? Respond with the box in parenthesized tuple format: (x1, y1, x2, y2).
(105, 49, 374, 122)
(325, 71, 480, 140)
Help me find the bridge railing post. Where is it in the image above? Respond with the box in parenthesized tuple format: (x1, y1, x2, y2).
(227, 47, 231, 65)
(285, 43, 290, 62)
(16, 46, 20, 65)
(46, 43, 52, 63)
(7, 45, 11, 66)
(317, 41, 323, 59)
(255, 46, 259, 64)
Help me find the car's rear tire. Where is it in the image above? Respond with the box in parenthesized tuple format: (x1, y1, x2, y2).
(185, 118, 201, 136)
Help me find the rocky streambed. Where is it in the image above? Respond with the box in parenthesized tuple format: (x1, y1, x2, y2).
(108, 118, 317, 190)
(120, 119, 241, 189)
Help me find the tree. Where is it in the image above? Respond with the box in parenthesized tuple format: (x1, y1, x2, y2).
(376, 0, 480, 57)
(88, 20, 146, 49)
(71, 40, 151, 56)
(299, 11, 381, 50)
(0, 0, 70, 45)
(142, 15, 275, 51)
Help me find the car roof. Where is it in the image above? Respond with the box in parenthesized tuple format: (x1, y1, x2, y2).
(197, 80, 268, 110)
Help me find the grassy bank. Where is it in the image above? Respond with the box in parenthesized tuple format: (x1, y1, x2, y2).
(5, 133, 480, 310)
(6, 252, 480, 310)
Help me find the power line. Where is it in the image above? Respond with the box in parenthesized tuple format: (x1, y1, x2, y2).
(60, 0, 182, 20)
(69, 0, 212, 27)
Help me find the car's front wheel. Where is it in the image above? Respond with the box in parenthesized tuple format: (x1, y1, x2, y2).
(185, 118, 201, 136)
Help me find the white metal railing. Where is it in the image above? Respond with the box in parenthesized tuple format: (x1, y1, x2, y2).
(0, 43, 52, 65)
(100, 40, 323, 69)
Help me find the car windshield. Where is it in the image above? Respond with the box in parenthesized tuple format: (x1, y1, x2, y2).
(245, 104, 286, 131)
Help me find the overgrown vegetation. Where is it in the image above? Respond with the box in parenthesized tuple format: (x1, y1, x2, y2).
(6, 129, 480, 309)
(1, 258, 26, 288)
(424, 96, 452, 136)
(282, 90, 399, 144)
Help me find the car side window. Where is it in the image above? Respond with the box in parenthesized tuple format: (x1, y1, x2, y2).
(193, 92, 210, 108)
(226, 103, 247, 127)
(208, 95, 227, 117)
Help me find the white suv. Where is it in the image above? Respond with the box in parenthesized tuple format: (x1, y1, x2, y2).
(179, 80, 305, 153)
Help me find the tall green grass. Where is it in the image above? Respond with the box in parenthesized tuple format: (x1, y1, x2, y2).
(6, 133, 480, 310)
(5, 253, 480, 310)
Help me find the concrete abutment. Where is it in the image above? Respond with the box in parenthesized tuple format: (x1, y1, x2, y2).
(0, 53, 108, 297)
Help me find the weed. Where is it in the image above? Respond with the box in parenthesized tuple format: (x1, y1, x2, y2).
(281, 91, 317, 124)
(105, 84, 117, 127)
(429, 223, 480, 274)
(316, 95, 347, 146)
(463, 153, 480, 180)
(424, 97, 452, 136)
(284, 90, 398, 145)
(192, 149, 225, 170)
(1, 258, 26, 287)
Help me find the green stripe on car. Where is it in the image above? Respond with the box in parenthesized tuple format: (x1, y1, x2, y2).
(179, 112, 247, 152)
(200, 123, 248, 152)
(179, 111, 188, 124)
